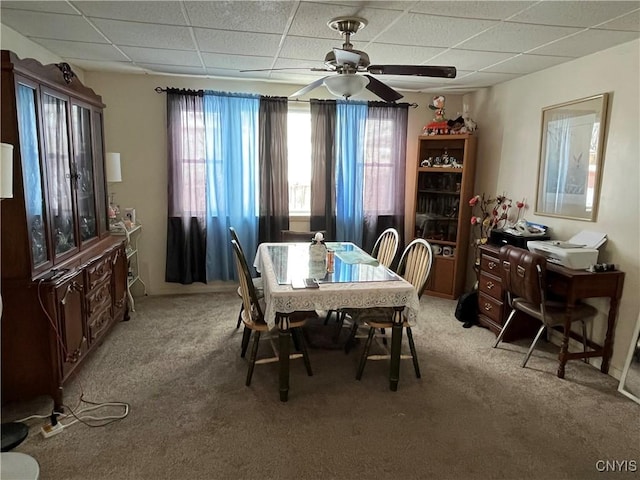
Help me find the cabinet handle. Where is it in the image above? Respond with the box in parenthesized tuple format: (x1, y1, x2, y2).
(488, 261, 497, 270)
(484, 303, 492, 311)
(486, 281, 494, 290)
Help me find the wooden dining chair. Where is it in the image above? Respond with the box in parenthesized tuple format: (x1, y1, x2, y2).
(229, 227, 263, 329)
(493, 245, 596, 369)
(345, 238, 434, 382)
(231, 240, 314, 386)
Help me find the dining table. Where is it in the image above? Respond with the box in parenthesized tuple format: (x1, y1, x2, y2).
(253, 242, 420, 401)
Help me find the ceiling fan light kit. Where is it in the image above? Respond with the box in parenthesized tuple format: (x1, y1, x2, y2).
(286, 16, 457, 102)
(324, 74, 369, 99)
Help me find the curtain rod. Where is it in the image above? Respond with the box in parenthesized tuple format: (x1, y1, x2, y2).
(155, 87, 418, 108)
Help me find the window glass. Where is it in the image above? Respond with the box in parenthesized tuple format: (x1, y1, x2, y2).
(287, 106, 311, 215)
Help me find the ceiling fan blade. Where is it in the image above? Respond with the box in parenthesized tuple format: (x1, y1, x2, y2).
(289, 77, 328, 98)
(333, 48, 361, 66)
(368, 65, 457, 79)
(364, 75, 403, 102)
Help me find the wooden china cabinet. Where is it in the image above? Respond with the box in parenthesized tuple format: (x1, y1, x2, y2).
(1, 51, 128, 410)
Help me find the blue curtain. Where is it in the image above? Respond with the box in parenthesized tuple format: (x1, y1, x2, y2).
(335, 100, 368, 244)
(203, 91, 260, 281)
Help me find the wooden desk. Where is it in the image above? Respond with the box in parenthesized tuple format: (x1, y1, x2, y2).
(478, 244, 625, 378)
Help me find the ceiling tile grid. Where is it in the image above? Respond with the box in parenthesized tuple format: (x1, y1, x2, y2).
(0, 0, 638, 97)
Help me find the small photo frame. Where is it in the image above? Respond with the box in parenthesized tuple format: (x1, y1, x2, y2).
(124, 208, 136, 225)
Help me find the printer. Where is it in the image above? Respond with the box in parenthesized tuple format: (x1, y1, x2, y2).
(527, 230, 607, 270)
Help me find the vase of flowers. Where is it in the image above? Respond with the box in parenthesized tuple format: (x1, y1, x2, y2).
(468, 193, 513, 268)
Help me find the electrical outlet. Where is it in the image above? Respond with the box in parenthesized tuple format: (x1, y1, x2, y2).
(41, 422, 64, 438)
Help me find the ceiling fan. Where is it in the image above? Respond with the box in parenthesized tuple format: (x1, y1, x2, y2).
(287, 17, 457, 102)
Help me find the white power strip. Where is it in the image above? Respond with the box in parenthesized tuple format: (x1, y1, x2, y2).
(40, 422, 64, 438)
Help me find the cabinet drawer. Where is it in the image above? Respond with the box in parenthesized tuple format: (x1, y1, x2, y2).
(479, 271, 503, 300)
(88, 306, 112, 342)
(86, 256, 111, 290)
(478, 292, 503, 324)
(481, 254, 500, 275)
(86, 280, 112, 318)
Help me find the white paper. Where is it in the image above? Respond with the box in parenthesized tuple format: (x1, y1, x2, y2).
(568, 230, 607, 249)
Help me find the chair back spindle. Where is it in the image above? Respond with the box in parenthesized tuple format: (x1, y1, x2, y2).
(397, 238, 434, 299)
(372, 228, 399, 268)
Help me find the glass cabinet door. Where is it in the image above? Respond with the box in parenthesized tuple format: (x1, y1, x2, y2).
(16, 82, 50, 269)
(92, 111, 108, 234)
(41, 91, 77, 257)
(71, 104, 97, 243)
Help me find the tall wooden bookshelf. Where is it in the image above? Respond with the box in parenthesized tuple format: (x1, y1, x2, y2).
(412, 134, 477, 299)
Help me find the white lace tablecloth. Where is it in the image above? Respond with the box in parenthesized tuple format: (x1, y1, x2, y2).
(254, 243, 420, 330)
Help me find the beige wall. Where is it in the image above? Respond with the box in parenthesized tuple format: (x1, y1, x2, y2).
(466, 39, 640, 378)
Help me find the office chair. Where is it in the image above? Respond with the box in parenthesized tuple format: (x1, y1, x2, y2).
(493, 245, 596, 369)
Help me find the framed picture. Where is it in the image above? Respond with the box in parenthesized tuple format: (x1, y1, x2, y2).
(535, 93, 609, 221)
(124, 208, 136, 225)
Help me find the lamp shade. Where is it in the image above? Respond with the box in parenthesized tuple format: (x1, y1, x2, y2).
(0, 142, 14, 199)
(324, 74, 369, 99)
(106, 152, 122, 183)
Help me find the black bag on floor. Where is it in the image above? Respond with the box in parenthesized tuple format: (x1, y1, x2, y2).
(455, 290, 478, 328)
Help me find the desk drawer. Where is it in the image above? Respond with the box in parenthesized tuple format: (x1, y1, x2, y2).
(478, 292, 503, 324)
(481, 254, 500, 275)
(479, 271, 503, 300)
(86, 280, 112, 318)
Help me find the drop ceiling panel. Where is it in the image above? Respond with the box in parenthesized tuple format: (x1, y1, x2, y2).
(35, 40, 129, 62)
(456, 22, 582, 53)
(597, 10, 640, 31)
(427, 49, 518, 71)
(508, 1, 640, 28)
(365, 43, 447, 65)
(91, 18, 194, 50)
(482, 53, 571, 75)
(121, 46, 202, 67)
(279, 36, 348, 61)
(140, 63, 206, 76)
(1, 1, 78, 15)
(69, 59, 147, 74)
(0, 10, 106, 43)
(195, 28, 282, 56)
(409, 1, 538, 20)
(75, 1, 188, 25)
(273, 57, 330, 71)
(528, 28, 640, 57)
(185, 1, 294, 34)
(376, 13, 498, 47)
(457, 71, 520, 86)
(201, 52, 273, 71)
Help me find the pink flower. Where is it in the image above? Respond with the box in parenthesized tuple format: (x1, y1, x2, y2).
(468, 195, 480, 207)
(471, 216, 478, 225)
(517, 200, 525, 209)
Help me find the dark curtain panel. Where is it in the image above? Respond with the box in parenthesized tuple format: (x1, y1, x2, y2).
(258, 96, 289, 243)
(165, 91, 207, 284)
(362, 102, 409, 257)
(309, 99, 336, 239)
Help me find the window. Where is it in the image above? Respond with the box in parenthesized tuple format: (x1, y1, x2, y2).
(287, 105, 311, 215)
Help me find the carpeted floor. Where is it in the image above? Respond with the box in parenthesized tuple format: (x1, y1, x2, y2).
(2, 292, 639, 480)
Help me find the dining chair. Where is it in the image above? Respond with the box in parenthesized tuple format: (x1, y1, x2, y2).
(229, 227, 264, 329)
(325, 228, 400, 327)
(493, 245, 595, 369)
(346, 238, 434, 382)
(231, 240, 314, 386)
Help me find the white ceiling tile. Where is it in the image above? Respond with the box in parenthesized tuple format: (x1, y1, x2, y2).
(120, 46, 202, 67)
(509, 1, 640, 28)
(205, 67, 273, 80)
(75, 1, 187, 25)
(139, 63, 206, 76)
(0, 9, 106, 42)
(69, 59, 146, 74)
(427, 49, 518, 72)
(376, 13, 498, 47)
(409, 1, 537, 20)
(34, 39, 129, 61)
(456, 71, 519, 86)
(201, 52, 273, 71)
(457, 22, 581, 52)
(365, 43, 447, 65)
(1, 1, 78, 15)
(288, 3, 404, 41)
(279, 36, 346, 61)
(481, 53, 572, 74)
(300, 1, 413, 11)
(92, 19, 195, 49)
(185, 1, 294, 34)
(273, 57, 329, 71)
(595, 10, 640, 31)
(528, 28, 639, 57)
(195, 29, 282, 56)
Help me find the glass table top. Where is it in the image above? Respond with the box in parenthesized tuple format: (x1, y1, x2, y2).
(266, 242, 402, 285)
